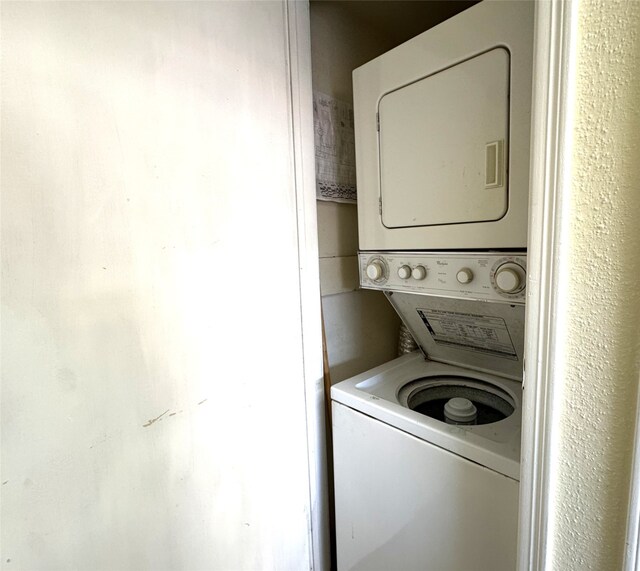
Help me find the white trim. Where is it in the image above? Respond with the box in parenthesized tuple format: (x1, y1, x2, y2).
(624, 373, 640, 571)
(518, 0, 578, 569)
(285, 2, 328, 570)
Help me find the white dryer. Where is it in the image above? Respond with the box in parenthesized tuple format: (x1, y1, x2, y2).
(353, 1, 534, 251)
(331, 252, 525, 571)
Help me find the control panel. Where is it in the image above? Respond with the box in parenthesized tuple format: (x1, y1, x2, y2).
(359, 251, 527, 303)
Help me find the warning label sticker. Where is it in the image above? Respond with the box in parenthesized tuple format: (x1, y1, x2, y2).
(416, 308, 518, 360)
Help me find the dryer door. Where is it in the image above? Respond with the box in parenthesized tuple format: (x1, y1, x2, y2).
(379, 47, 510, 229)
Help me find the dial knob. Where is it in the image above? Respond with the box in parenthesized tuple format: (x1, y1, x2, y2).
(398, 265, 412, 279)
(366, 261, 384, 281)
(412, 265, 427, 280)
(495, 263, 525, 293)
(456, 268, 474, 284)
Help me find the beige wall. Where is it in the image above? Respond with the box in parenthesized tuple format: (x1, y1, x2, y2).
(0, 3, 318, 569)
(551, 0, 640, 568)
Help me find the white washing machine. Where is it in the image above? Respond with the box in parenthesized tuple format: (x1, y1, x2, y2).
(332, 252, 525, 571)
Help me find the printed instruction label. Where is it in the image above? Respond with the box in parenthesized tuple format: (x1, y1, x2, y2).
(417, 308, 518, 360)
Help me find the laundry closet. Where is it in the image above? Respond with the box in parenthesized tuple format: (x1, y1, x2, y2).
(310, 2, 533, 570)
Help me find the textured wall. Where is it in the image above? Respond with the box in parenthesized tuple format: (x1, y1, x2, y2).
(551, 0, 640, 568)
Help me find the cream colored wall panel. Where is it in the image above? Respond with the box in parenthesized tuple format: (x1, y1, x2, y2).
(322, 290, 400, 384)
(319, 256, 359, 296)
(0, 2, 316, 569)
(317, 201, 359, 258)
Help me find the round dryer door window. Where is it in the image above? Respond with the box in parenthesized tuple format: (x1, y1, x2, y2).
(398, 376, 515, 426)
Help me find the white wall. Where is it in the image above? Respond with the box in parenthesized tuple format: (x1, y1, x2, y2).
(1, 2, 320, 569)
(548, 0, 640, 568)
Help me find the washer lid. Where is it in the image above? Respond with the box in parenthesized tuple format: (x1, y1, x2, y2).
(385, 292, 525, 381)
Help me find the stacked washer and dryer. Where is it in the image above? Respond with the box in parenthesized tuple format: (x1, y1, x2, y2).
(331, 2, 534, 570)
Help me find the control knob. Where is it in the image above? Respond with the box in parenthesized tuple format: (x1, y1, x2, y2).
(494, 263, 525, 293)
(456, 268, 474, 284)
(412, 265, 427, 280)
(366, 261, 385, 281)
(397, 265, 412, 280)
